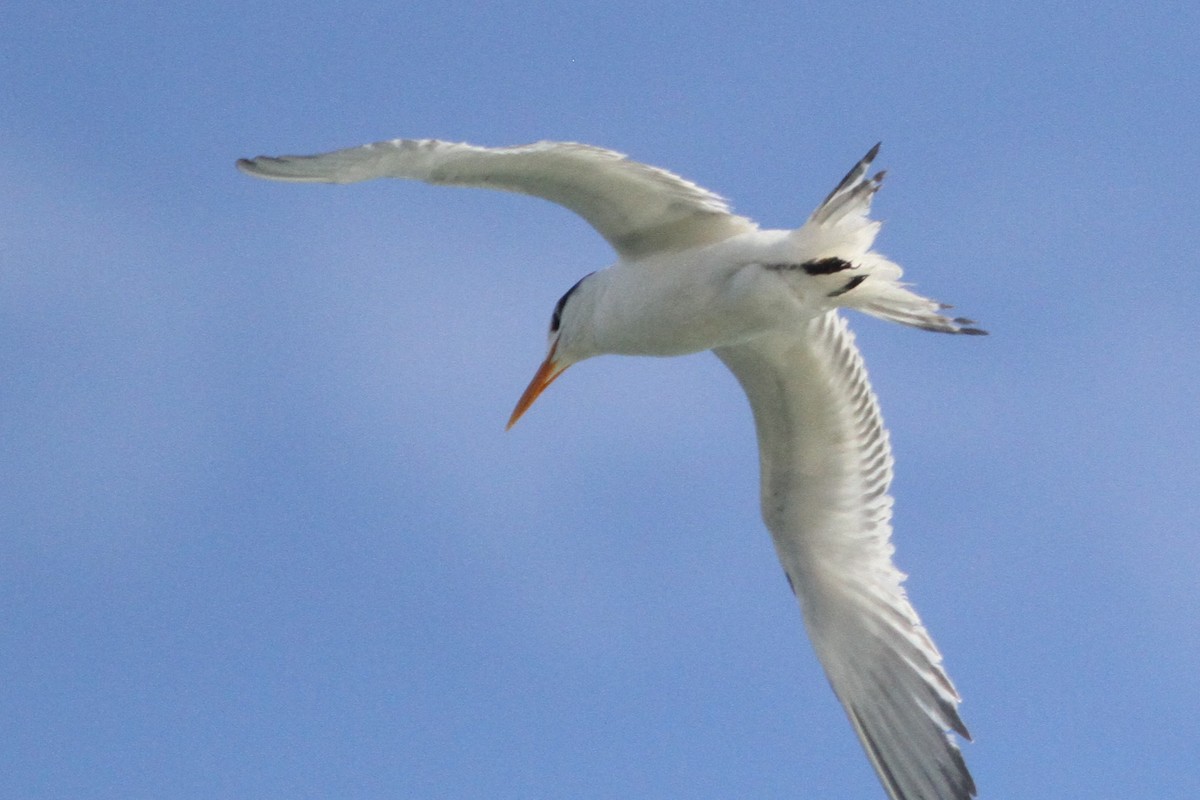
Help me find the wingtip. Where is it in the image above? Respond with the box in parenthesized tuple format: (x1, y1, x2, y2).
(236, 154, 312, 182)
(865, 141, 882, 163)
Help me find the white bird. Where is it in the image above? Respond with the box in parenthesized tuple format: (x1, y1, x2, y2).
(237, 139, 984, 800)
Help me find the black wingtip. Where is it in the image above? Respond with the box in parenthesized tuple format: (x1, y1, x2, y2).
(953, 316, 989, 335)
(865, 142, 882, 164)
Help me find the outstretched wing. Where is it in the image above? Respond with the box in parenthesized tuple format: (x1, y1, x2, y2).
(715, 312, 975, 800)
(238, 139, 758, 258)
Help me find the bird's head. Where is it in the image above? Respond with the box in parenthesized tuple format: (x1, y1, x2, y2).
(507, 272, 596, 429)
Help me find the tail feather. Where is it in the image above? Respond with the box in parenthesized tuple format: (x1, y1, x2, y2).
(811, 142, 884, 226)
(844, 263, 988, 334)
(790, 144, 886, 267)
(797, 145, 987, 336)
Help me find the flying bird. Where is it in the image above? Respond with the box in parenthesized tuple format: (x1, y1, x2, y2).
(237, 138, 983, 799)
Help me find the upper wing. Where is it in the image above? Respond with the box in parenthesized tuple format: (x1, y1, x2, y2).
(237, 139, 758, 258)
(715, 311, 975, 800)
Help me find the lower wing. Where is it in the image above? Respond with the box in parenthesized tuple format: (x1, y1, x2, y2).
(715, 311, 975, 800)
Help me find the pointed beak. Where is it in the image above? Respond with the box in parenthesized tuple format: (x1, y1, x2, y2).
(507, 345, 568, 430)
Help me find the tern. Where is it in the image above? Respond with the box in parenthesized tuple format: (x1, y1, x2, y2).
(238, 139, 984, 799)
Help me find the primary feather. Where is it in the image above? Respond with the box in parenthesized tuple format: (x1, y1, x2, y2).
(238, 139, 757, 257)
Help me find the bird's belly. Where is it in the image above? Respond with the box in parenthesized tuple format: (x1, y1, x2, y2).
(595, 263, 800, 357)
(600, 310, 765, 356)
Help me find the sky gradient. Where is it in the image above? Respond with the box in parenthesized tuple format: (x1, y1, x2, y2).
(3, 2, 1198, 798)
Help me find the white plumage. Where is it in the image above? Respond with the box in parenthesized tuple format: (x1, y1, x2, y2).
(238, 138, 983, 799)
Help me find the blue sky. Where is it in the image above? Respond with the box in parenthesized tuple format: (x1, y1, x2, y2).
(3, 2, 1198, 798)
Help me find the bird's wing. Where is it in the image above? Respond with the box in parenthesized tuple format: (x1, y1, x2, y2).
(715, 311, 975, 800)
(237, 139, 758, 258)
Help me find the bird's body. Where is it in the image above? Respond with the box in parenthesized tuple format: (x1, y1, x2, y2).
(238, 138, 984, 799)
(560, 230, 790, 358)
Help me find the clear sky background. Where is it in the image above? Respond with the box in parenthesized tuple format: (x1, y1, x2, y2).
(3, 2, 1197, 798)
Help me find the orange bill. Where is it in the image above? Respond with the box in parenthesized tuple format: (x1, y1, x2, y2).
(507, 346, 568, 430)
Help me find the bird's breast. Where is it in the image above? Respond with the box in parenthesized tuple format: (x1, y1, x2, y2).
(590, 251, 806, 357)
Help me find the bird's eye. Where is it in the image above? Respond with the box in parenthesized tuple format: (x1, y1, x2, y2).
(549, 273, 592, 334)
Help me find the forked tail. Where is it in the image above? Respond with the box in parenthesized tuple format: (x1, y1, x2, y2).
(847, 266, 987, 335)
(795, 144, 987, 336)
